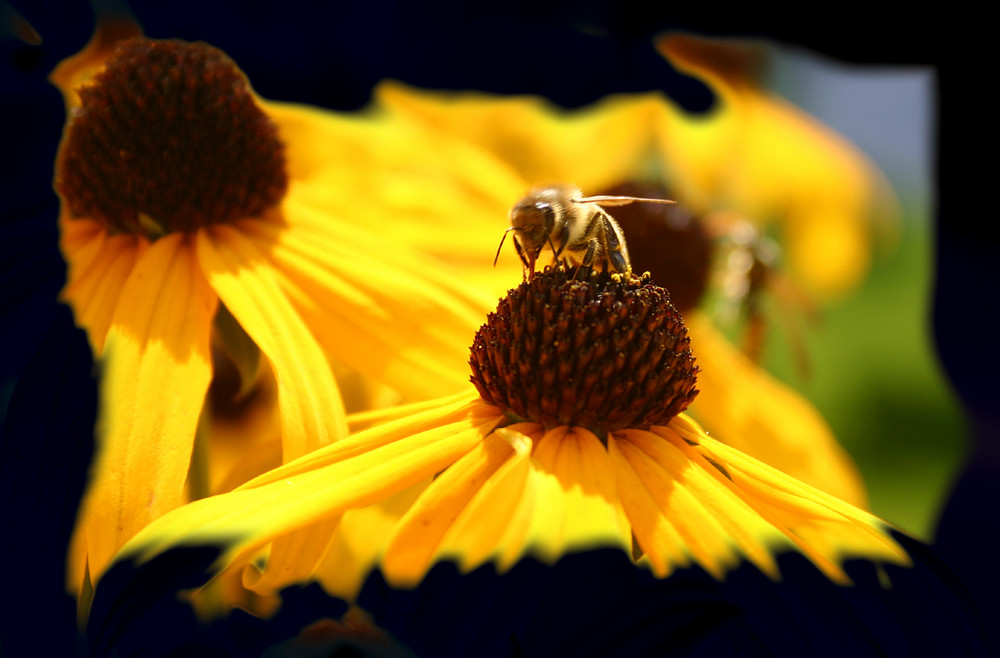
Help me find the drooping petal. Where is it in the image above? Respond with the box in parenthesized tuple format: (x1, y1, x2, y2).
(610, 428, 787, 580)
(648, 416, 908, 583)
(196, 223, 347, 460)
(116, 395, 500, 588)
(194, 222, 356, 598)
(671, 415, 906, 561)
(685, 310, 868, 508)
(72, 234, 216, 590)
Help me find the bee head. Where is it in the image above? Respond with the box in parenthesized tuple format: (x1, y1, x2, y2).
(496, 185, 573, 278)
(509, 200, 557, 257)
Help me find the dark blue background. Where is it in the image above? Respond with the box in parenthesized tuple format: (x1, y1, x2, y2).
(1, 2, 993, 656)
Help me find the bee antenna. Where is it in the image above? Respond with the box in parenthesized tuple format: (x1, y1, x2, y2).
(493, 227, 515, 267)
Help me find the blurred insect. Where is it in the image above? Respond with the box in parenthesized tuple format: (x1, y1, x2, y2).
(708, 212, 818, 377)
(494, 184, 675, 280)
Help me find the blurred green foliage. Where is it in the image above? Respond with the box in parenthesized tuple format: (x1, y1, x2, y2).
(759, 209, 964, 540)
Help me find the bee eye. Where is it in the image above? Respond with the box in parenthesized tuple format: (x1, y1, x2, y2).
(535, 203, 556, 228)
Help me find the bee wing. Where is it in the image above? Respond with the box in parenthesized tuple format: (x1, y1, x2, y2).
(572, 195, 677, 207)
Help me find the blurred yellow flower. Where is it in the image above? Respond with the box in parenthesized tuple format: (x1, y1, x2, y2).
(116, 270, 909, 613)
(52, 26, 488, 600)
(653, 33, 900, 300)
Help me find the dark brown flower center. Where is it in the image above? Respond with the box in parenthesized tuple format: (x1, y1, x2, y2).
(598, 182, 713, 313)
(469, 268, 699, 434)
(55, 37, 287, 237)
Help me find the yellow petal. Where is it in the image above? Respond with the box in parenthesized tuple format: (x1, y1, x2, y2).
(243, 401, 489, 597)
(311, 479, 431, 600)
(435, 431, 543, 573)
(243, 515, 343, 596)
(243, 393, 489, 485)
(346, 394, 474, 433)
(528, 426, 632, 555)
(72, 234, 216, 589)
(266, 98, 524, 270)
(380, 422, 536, 585)
(375, 81, 661, 193)
(237, 202, 489, 400)
(243, 395, 486, 596)
(658, 418, 909, 583)
(685, 310, 867, 508)
(609, 429, 785, 580)
(383, 424, 633, 586)
(196, 223, 347, 460)
(118, 395, 499, 585)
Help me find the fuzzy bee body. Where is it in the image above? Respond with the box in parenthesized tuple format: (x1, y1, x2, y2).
(496, 184, 675, 280)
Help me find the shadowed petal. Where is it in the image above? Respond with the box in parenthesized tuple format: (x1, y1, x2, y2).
(73, 233, 216, 589)
(59, 216, 147, 353)
(196, 223, 347, 460)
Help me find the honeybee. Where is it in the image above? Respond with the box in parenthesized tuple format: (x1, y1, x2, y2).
(707, 211, 818, 378)
(494, 184, 676, 280)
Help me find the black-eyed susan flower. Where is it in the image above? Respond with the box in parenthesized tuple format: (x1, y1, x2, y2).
(322, 78, 874, 507)
(51, 26, 492, 601)
(111, 268, 910, 619)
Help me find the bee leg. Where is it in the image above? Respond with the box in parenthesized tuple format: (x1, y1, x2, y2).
(602, 215, 630, 274)
(607, 249, 628, 274)
(549, 236, 564, 259)
(548, 237, 569, 272)
(573, 240, 599, 280)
